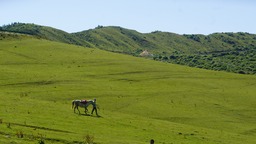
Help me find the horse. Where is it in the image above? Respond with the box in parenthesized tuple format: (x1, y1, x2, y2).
(71, 99, 97, 115)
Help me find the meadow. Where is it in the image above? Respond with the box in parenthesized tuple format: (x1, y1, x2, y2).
(2, 23, 256, 74)
(0, 33, 256, 143)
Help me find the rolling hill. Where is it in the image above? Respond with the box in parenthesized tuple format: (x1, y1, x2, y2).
(0, 32, 256, 143)
(0, 22, 93, 48)
(1, 23, 256, 75)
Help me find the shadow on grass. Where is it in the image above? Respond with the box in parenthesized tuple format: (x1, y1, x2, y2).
(2, 122, 73, 133)
(80, 114, 102, 118)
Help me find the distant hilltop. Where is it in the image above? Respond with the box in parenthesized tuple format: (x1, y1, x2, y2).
(1, 22, 256, 75)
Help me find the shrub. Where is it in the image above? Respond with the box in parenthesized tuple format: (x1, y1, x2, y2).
(38, 139, 45, 144)
(7, 122, 11, 128)
(16, 131, 24, 138)
(84, 134, 94, 144)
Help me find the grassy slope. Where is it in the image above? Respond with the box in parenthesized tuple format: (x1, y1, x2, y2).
(74, 26, 256, 54)
(2, 23, 256, 74)
(74, 27, 256, 75)
(4, 23, 256, 55)
(74, 27, 208, 55)
(0, 23, 93, 47)
(0, 33, 256, 144)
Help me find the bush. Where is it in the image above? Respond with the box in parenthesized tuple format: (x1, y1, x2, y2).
(84, 134, 94, 144)
(16, 131, 24, 138)
(38, 139, 45, 144)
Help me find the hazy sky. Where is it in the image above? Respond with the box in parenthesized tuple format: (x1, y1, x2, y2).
(1, 0, 256, 34)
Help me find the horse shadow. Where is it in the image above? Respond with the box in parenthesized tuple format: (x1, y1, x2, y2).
(80, 114, 102, 118)
(80, 113, 91, 116)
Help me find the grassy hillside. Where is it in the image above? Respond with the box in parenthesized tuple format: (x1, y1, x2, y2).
(0, 32, 256, 144)
(74, 27, 212, 55)
(1, 23, 256, 75)
(159, 33, 256, 74)
(161, 46, 256, 74)
(0, 22, 93, 47)
(76, 27, 256, 74)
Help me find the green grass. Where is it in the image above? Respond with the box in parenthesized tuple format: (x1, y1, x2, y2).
(0, 23, 93, 47)
(2, 23, 256, 75)
(0, 34, 256, 143)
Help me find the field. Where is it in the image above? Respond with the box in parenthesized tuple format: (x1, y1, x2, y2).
(0, 33, 256, 143)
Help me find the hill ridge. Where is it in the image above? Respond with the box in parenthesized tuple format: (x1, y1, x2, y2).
(1, 22, 256, 74)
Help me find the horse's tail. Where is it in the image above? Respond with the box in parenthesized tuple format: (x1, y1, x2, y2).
(71, 100, 75, 109)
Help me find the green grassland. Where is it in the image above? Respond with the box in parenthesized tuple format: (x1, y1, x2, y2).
(2, 23, 256, 75)
(0, 32, 256, 143)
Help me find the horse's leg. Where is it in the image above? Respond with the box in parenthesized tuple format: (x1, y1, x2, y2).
(74, 105, 80, 114)
(84, 103, 89, 114)
(77, 106, 80, 114)
(74, 105, 76, 113)
(84, 107, 88, 114)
